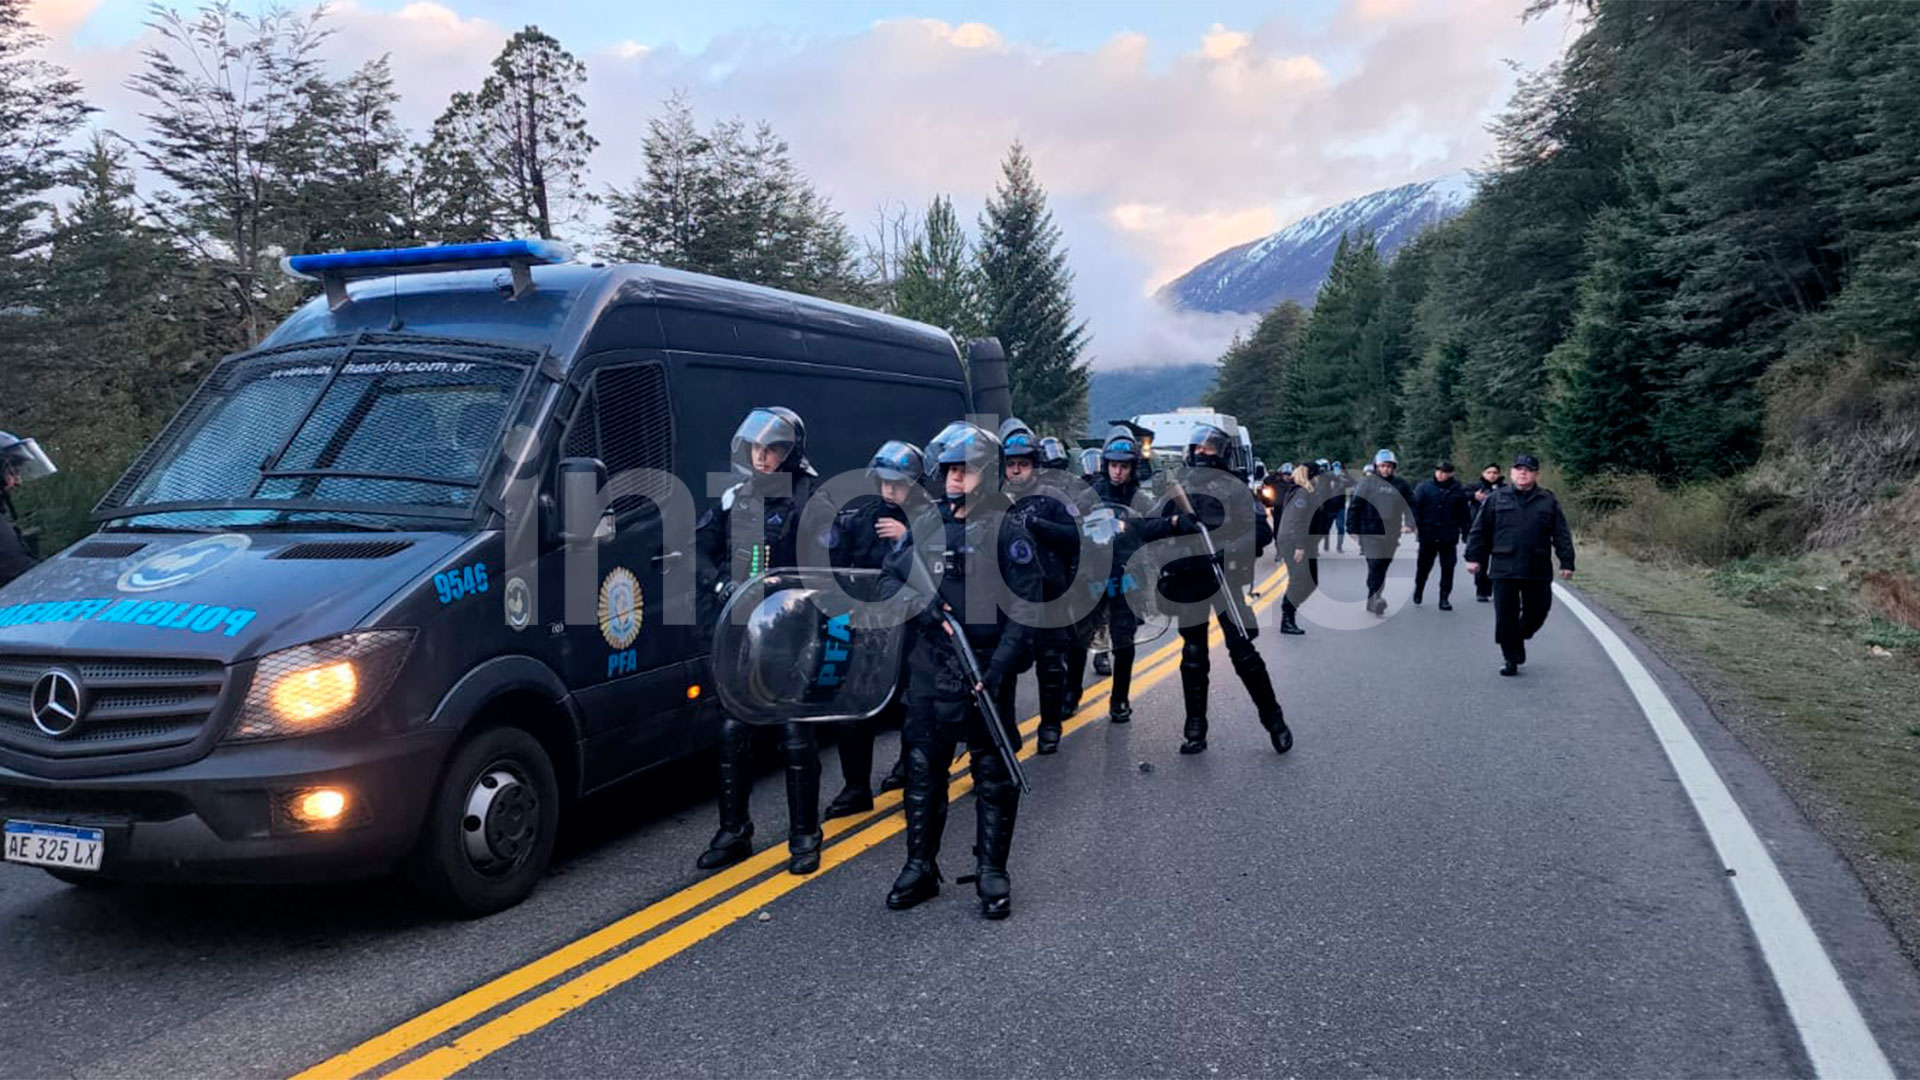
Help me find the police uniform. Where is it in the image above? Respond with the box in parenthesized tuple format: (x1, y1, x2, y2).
(694, 408, 826, 876)
(1273, 470, 1325, 636)
(1074, 432, 1175, 725)
(819, 440, 925, 817)
(888, 424, 1030, 920)
(1159, 428, 1292, 755)
(1000, 424, 1081, 754)
(0, 493, 35, 588)
(0, 433, 52, 589)
(1463, 457, 1576, 675)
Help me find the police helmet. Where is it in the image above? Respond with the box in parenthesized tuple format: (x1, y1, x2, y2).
(997, 417, 1034, 444)
(0, 432, 57, 484)
(1185, 424, 1234, 469)
(922, 420, 977, 484)
(1281, 461, 1296, 476)
(1374, 448, 1397, 467)
(1315, 458, 1330, 471)
(866, 440, 925, 484)
(1079, 447, 1103, 479)
(934, 422, 1001, 490)
(1101, 425, 1141, 464)
(1038, 437, 1070, 470)
(1002, 426, 1041, 462)
(729, 407, 815, 478)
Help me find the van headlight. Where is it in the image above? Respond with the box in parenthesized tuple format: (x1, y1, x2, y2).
(228, 631, 415, 741)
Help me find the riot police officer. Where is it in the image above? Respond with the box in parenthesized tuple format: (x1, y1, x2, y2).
(1038, 436, 1072, 473)
(1274, 461, 1324, 637)
(0, 433, 54, 588)
(1160, 425, 1293, 756)
(1071, 426, 1175, 725)
(999, 421, 1080, 754)
(694, 407, 827, 875)
(820, 440, 925, 818)
(888, 422, 1030, 920)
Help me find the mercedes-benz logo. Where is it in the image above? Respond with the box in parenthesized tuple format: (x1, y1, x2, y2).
(29, 670, 85, 738)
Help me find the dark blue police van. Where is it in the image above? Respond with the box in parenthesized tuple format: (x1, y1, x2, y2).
(0, 242, 1005, 914)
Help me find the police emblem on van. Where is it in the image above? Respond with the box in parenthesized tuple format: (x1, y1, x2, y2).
(598, 568, 643, 650)
(117, 534, 251, 593)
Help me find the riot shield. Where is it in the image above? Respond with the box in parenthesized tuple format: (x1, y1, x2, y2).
(710, 568, 916, 725)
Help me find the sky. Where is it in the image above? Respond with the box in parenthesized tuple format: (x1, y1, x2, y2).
(23, 0, 1581, 368)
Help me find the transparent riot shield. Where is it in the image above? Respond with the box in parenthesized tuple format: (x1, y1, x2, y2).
(710, 568, 916, 725)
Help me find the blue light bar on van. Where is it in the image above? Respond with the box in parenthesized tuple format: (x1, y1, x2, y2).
(283, 240, 575, 311)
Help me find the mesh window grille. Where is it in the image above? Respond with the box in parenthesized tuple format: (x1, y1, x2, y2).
(568, 364, 675, 516)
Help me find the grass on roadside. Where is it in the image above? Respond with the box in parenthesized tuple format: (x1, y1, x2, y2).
(1576, 541, 1920, 957)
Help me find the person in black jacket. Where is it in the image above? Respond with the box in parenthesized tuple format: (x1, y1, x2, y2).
(1000, 422, 1082, 754)
(1468, 463, 1504, 602)
(1409, 461, 1474, 610)
(0, 433, 54, 588)
(1160, 425, 1292, 756)
(1074, 427, 1176, 725)
(1348, 449, 1416, 616)
(886, 423, 1032, 920)
(820, 440, 924, 819)
(694, 407, 826, 875)
(1464, 453, 1576, 677)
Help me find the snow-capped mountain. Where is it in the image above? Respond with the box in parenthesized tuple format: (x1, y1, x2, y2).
(1157, 172, 1476, 314)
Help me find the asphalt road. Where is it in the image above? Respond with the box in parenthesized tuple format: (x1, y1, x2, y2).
(3, 551, 1918, 1078)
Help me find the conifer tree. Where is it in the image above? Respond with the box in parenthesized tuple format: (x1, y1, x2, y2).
(893, 195, 980, 341)
(975, 142, 1089, 433)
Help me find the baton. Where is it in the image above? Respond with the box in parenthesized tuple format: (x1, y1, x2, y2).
(1163, 475, 1253, 640)
(902, 553, 1032, 794)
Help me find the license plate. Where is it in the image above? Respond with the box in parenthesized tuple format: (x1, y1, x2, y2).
(3, 820, 105, 872)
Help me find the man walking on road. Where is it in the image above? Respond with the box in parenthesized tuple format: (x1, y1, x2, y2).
(1410, 461, 1473, 610)
(1348, 449, 1415, 617)
(1469, 463, 1504, 602)
(1464, 453, 1577, 677)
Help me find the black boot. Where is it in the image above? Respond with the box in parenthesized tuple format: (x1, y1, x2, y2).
(1500, 660, 1519, 677)
(696, 718, 755, 870)
(1262, 708, 1294, 754)
(823, 786, 874, 821)
(1179, 716, 1208, 755)
(1093, 651, 1112, 676)
(1178, 634, 1209, 753)
(886, 744, 947, 910)
(1036, 722, 1062, 755)
(784, 727, 822, 875)
(969, 760, 1019, 920)
(879, 756, 906, 793)
(1109, 647, 1134, 723)
(1280, 608, 1305, 636)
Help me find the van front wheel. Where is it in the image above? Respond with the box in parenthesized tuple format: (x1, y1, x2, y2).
(408, 726, 559, 917)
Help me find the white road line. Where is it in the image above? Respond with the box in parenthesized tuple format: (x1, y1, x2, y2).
(1555, 584, 1895, 1080)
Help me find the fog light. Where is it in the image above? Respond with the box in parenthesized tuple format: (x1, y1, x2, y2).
(686, 684, 702, 701)
(296, 788, 348, 823)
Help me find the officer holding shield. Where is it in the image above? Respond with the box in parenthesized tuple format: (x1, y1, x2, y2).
(694, 407, 827, 876)
(819, 440, 924, 818)
(1070, 427, 1176, 725)
(999, 421, 1080, 754)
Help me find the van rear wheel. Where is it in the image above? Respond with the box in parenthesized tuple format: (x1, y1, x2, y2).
(407, 726, 559, 917)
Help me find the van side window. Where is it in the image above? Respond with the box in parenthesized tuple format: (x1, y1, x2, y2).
(563, 363, 676, 516)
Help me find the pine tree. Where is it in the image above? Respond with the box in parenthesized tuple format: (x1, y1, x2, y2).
(1206, 300, 1305, 460)
(894, 195, 980, 340)
(976, 142, 1089, 433)
(417, 27, 597, 241)
(0, 0, 89, 262)
(1285, 231, 1384, 460)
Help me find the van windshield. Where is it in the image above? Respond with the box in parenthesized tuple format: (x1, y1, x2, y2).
(97, 333, 542, 530)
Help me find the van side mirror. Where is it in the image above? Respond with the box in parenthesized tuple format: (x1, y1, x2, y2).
(557, 457, 613, 545)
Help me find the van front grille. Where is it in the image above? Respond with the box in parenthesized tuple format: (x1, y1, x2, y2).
(0, 653, 227, 760)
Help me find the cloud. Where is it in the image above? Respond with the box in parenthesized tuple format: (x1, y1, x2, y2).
(24, 0, 1570, 370)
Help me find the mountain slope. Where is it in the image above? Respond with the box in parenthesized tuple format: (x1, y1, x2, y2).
(1158, 172, 1475, 314)
(1084, 363, 1218, 439)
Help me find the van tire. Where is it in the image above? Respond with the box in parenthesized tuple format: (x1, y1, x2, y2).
(407, 726, 559, 917)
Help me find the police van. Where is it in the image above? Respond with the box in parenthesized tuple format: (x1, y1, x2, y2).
(0, 242, 1006, 914)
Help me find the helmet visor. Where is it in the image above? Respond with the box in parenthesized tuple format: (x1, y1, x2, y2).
(2, 438, 56, 482)
(731, 410, 797, 472)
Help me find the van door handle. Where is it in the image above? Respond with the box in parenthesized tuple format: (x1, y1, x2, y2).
(653, 552, 683, 565)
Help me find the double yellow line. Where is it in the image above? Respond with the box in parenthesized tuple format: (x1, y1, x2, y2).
(298, 566, 1289, 1080)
